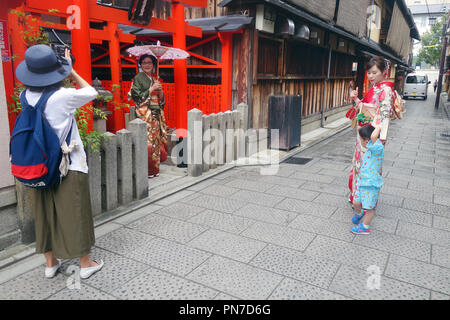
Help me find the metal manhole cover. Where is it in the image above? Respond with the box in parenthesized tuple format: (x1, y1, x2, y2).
(284, 157, 313, 165)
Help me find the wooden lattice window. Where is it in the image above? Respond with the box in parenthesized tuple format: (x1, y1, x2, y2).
(286, 42, 327, 77)
(257, 37, 281, 76)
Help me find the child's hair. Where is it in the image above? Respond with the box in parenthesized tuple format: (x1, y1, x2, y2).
(359, 125, 375, 140)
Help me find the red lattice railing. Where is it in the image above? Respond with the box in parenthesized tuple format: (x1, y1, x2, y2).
(101, 81, 223, 128)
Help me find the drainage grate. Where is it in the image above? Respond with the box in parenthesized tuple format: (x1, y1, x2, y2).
(284, 157, 313, 165)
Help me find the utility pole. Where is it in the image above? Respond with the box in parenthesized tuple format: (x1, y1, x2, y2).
(435, 16, 449, 109)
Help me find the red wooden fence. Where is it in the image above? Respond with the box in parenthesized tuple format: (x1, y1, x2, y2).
(102, 80, 223, 129)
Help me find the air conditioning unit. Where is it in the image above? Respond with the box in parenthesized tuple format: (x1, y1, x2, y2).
(255, 4, 276, 33)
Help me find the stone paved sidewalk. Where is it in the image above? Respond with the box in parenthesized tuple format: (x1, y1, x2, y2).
(1, 94, 450, 300)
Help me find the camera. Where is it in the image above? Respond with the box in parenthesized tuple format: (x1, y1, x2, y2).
(51, 43, 76, 66)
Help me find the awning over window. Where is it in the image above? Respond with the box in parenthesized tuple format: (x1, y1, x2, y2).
(335, 0, 367, 38)
(119, 15, 254, 36)
(286, 0, 336, 23)
(386, 2, 412, 61)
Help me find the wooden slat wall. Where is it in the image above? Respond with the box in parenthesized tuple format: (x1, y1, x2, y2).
(251, 79, 351, 128)
(150, 0, 227, 19)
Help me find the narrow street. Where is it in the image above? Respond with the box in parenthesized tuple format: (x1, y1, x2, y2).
(1, 90, 449, 300)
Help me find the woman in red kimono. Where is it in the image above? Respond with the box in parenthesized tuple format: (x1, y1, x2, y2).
(348, 56, 393, 204)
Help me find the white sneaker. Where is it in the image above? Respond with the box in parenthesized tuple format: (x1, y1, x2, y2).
(80, 259, 104, 279)
(45, 259, 62, 278)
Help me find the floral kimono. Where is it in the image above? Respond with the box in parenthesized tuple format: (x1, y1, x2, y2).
(130, 72, 167, 176)
(349, 81, 393, 203)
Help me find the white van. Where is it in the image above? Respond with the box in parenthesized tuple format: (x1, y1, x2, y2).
(403, 73, 430, 100)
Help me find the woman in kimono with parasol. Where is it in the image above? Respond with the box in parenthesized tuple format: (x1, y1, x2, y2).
(130, 53, 167, 178)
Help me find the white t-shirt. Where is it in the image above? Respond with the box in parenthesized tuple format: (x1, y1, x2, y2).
(25, 86, 98, 174)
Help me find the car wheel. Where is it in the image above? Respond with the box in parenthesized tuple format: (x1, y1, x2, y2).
(424, 96, 427, 100)
(403, 96, 408, 100)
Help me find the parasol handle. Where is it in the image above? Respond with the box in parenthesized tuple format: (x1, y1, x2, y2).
(157, 58, 159, 79)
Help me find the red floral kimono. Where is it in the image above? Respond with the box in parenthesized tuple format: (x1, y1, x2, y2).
(349, 81, 393, 203)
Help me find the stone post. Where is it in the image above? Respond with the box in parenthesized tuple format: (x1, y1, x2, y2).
(117, 129, 133, 205)
(224, 111, 234, 163)
(86, 146, 102, 216)
(246, 129, 258, 158)
(202, 115, 211, 173)
(236, 103, 248, 159)
(101, 132, 118, 211)
(216, 112, 226, 165)
(210, 114, 218, 169)
(15, 182, 35, 244)
(128, 119, 149, 200)
(187, 108, 203, 177)
(232, 110, 240, 161)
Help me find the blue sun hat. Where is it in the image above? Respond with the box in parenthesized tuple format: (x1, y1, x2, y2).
(15, 44, 72, 87)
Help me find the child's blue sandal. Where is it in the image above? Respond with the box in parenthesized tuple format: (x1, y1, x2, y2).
(351, 223, 370, 235)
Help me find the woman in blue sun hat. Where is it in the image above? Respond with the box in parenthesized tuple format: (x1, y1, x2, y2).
(15, 44, 104, 279)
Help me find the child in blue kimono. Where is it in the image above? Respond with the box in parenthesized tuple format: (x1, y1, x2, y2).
(351, 124, 384, 235)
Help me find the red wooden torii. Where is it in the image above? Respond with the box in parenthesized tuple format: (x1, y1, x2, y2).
(7, 0, 207, 136)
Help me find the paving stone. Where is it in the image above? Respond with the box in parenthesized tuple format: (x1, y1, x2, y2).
(256, 175, 306, 188)
(317, 168, 348, 178)
(181, 194, 247, 214)
(383, 167, 413, 176)
(188, 229, 266, 263)
(403, 199, 450, 218)
(59, 247, 150, 294)
(155, 203, 206, 221)
(310, 161, 349, 171)
(129, 214, 207, 243)
(125, 237, 211, 276)
(188, 210, 255, 234)
(330, 207, 398, 234)
(241, 221, 315, 251)
(113, 204, 163, 225)
(386, 172, 434, 185)
(396, 221, 450, 247)
(250, 245, 340, 288)
(377, 193, 405, 208)
(234, 204, 298, 226)
(95, 227, 156, 256)
(154, 190, 196, 206)
(352, 229, 431, 262)
(290, 171, 336, 184)
(431, 291, 450, 300)
(186, 255, 283, 300)
(380, 186, 433, 203)
(301, 181, 349, 196)
(213, 169, 242, 180)
(312, 193, 350, 209)
(375, 203, 432, 227)
(277, 198, 338, 218)
(224, 179, 275, 192)
(382, 177, 409, 189)
(434, 192, 450, 207)
(0, 267, 66, 300)
(199, 184, 240, 197)
(213, 292, 240, 300)
(230, 189, 285, 208)
(329, 264, 430, 300)
(431, 245, 450, 269)
(289, 213, 355, 242)
(265, 185, 319, 201)
(384, 254, 450, 295)
(305, 235, 389, 272)
(47, 284, 117, 300)
(268, 278, 351, 300)
(187, 178, 221, 192)
(392, 158, 415, 166)
(111, 267, 218, 300)
(433, 216, 450, 232)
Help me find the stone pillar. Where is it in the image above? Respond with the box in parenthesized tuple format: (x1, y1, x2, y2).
(128, 119, 149, 200)
(237, 103, 249, 131)
(224, 111, 234, 163)
(15, 182, 35, 244)
(210, 114, 218, 169)
(202, 115, 211, 173)
(117, 129, 133, 205)
(232, 110, 240, 161)
(246, 129, 258, 158)
(187, 108, 203, 177)
(236, 104, 248, 159)
(216, 112, 226, 165)
(101, 132, 118, 211)
(258, 129, 268, 152)
(86, 146, 102, 216)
